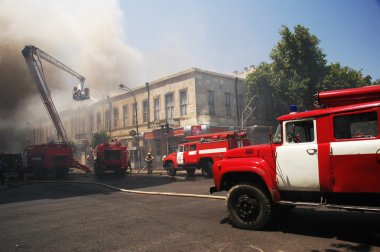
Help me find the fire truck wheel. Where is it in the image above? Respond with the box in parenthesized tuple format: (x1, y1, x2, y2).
(95, 167, 104, 177)
(201, 161, 213, 178)
(167, 162, 176, 176)
(226, 184, 271, 230)
(186, 168, 195, 177)
(56, 167, 68, 178)
(115, 167, 125, 176)
(17, 171, 25, 180)
(33, 165, 46, 179)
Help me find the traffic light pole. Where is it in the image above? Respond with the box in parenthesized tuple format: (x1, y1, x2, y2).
(119, 84, 141, 170)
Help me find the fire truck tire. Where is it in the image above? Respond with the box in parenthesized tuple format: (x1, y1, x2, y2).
(226, 184, 271, 230)
(33, 165, 46, 179)
(56, 167, 68, 178)
(167, 162, 176, 176)
(17, 171, 25, 180)
(114, 166, 125, 176)
(95, 166, 104, 177)
(201, 161, 213, 178)
(186, 168, 195, 177)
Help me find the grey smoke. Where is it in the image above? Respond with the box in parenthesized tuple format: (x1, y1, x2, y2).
(0, 0, 143, 152)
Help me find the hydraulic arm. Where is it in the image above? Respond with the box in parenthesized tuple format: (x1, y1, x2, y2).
(22, 45, 90, 142)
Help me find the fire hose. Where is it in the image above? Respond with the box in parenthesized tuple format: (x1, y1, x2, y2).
(29, 180, 226, 200)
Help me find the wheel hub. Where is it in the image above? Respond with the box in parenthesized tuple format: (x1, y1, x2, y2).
(237, 195, 259, 219)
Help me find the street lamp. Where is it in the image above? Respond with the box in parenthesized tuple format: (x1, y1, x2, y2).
(26, 122, 36, 144)
(119, 84, 141, 169)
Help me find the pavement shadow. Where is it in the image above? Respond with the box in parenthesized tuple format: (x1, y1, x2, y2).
(0, 171, 213, 204)
(0, 180, 116, 205)
(270, 208, 380, 243)
(221, 207, 380, 251)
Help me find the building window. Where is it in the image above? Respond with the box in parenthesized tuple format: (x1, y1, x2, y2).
(180, 90, 187, 116)
(143, 100, 148, 123)
(113, 108, 119, 128)
(165, 93, 174, 121)
(132, 103, 137, 126)
(225, 93, 231, 116)
(155, 139, 161, 156)
(105, 110, 110, 130)
(123, 105, 128, 127)
(96, 112, 101, 131)
(154, 97, 160, 122)
(208, 90, 215, 115)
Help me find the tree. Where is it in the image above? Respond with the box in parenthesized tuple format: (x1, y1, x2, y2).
(247, 24, 374, 114)
(320, 63, 372, 90)
(91, 130, 111, 149)
(246, 62, 274, 98)
(270, 25, 327, 110)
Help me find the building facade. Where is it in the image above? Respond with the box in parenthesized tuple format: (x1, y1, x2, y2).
(32, 68, 247, 167)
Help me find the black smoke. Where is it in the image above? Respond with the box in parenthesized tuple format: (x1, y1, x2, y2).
(0, 42, 37, 152)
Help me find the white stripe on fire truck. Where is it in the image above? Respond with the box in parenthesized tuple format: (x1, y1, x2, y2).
(189, 151, 197, 155)
(199, 148, 227, 154)
(330, 139, 380, 156)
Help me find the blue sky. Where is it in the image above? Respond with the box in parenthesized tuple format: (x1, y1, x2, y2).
(120, 0, 380, 81)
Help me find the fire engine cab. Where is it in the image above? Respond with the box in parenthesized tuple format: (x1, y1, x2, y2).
(163, 131, 251, 177)
(210, 85, 380, 230)
(93, 140, 128, 176)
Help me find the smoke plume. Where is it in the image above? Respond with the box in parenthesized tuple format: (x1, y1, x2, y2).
(0, 0, 144, 152)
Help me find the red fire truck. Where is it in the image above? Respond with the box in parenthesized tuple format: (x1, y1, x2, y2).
(22, 45, 91, 178)
(210, 85, 380, 230)
(24, 143, 73, 177)
(163, 131, 251, 177)
(93, 140, 128, 176)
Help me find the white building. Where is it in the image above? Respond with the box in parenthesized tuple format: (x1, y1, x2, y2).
(36, 68, 247, 167)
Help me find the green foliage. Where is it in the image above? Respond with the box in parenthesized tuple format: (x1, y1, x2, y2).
(319, 63, 372, 90)
(247, 25, 374, 111)
(246, 62, 274, 98)
(270, 25, 326, 110)
(91, 130, 111, 149)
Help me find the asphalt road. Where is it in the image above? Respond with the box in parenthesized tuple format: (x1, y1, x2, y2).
(1, 170, 380, 252)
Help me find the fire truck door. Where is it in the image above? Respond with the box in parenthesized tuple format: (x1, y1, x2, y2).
(177, 145, 184, 165)
(187, 143, 197, 164)
(330, 111, 380, 192)
(276, 119, 320, 191)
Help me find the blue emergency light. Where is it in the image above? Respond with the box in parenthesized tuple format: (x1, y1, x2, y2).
(290, 104, 297, 113)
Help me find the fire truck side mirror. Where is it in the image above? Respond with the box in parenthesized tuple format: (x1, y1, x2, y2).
(269, 127, 273, 143)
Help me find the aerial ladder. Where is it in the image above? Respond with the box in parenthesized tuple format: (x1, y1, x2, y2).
(22, 45, 90, 142)
(22, 45, 91, 173)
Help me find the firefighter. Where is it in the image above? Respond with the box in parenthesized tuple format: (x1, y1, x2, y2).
(127, 157, 132, 174)
(144, 152, 154, 175)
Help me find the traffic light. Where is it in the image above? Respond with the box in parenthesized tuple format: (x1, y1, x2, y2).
(164, 123, 170, 134)
(161, 123, 170, 134)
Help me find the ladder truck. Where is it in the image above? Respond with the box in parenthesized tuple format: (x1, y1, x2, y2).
(21, 45, 91, 177)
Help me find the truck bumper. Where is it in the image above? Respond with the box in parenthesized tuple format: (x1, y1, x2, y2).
(209, 185, 218, 194)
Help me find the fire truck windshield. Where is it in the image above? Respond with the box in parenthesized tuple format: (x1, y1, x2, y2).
(273, 124, 282, 144)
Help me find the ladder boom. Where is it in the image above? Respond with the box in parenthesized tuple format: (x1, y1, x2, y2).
(22, 45, 88, 142)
